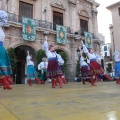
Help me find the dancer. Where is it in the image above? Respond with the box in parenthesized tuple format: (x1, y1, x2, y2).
(0, 10, 13, 90)
(26, 50, 40, 86)
(95, 53, 112, 81)
(38, 58, 48, 84)
(61, 75, 68, 84)
(43, 36, 63, 88)
(54, 54, 68, 85)
(56, 53, 68, 84)
(114, 51, 120, 84)
(81, 41, 104, 86)
(80, 52, 91, 85)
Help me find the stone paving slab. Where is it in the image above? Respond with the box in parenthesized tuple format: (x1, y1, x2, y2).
(0, 82, 120, 120)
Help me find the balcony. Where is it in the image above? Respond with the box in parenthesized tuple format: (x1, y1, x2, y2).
(74, 30, 99, 40)
(7, 12, 71, 34)
(7, 13, 99, 40)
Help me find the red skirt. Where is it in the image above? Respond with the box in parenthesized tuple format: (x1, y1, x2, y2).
(89, 60, 104, 75)
(46, 57, 63, 79)
(81, 66, 92, 77)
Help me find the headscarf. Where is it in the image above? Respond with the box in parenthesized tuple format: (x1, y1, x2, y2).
(0, 10, 8, 26)
(49, 45, 53, 50)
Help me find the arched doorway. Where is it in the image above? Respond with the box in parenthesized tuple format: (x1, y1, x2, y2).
(15, 45, 36, 84)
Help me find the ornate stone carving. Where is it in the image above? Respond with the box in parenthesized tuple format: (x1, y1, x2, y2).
(51, 0, 66, 10)
(69, 0, 77, 5)
(79, 10, 89, 18)
(79, 0, 92, 9)
(91, 9, 98, 16)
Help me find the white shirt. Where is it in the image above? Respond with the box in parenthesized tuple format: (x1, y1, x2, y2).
(114, 55, 120, 62)
(80, 56, 89, 67)
(38, 62, 48, 70)
(95, 54, 101, 63)
(57, 54, 64, 65)
(114, 51, 120, 62)
(82, 44, 97, 60)
(44, 41, 58, 58)
(26, 55, 34, 66)
(0, 27, 5, 42)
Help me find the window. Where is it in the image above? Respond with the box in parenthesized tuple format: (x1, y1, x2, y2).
(119, 7, 120, 16)
(105, 52, 107, 57)
(80, 19, 88, 36)
(53, 11, 63, 30)
(19, 1, 33, 22)
(104, 46, 107, 51)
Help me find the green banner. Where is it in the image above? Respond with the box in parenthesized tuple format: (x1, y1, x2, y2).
(22, 17, 36, 41)
(56, 25, 66, 44)
(84, 32, 93, 48)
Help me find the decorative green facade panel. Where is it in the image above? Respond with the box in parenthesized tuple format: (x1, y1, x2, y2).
(22, 17, 36, 41)
(84, 32, 93, 48)
(56, 25, 66, 44)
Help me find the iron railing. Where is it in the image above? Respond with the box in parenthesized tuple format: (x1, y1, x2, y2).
(7, 12, 71, 34)
(75, 30, 99, 39)
(7, 12, 99, 38)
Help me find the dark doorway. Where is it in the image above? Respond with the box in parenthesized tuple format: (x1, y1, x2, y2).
(15, 45, 36, 84)
(53, 11, 63, 30)
(80, 19, 88, 36)
(19, 1, 33, 22)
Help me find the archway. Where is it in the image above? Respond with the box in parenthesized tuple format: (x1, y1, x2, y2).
(15, 45, 36, 84)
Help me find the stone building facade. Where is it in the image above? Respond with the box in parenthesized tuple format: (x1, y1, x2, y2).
(0, 0, 101, 83)
(107, 2, 120, 56)
(107, 2, 120, 75)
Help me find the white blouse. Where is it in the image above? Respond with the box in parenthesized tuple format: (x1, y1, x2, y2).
(38, 62, 48, 70)
(82, 44, 97, 60)
(80, 56, 89, 67)
(26, 55, 34, 66)
(43, 41, 58, 59)
(114, 55, 120, 62)
(0, 26, 5, 42)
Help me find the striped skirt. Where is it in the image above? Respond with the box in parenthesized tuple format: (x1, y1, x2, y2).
(27, 65, 38, 79)
(81, 65, 92, 77)
(89, 60, 104, 76)
(46, 57, 63, 79)
(0, 42, 12, 76)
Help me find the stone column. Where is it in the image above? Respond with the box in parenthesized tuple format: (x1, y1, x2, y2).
(1, 0, 6, 11)
(10, 0, 17, 13)
(91, 5, 98, 38)
(69, 0, 77, 33)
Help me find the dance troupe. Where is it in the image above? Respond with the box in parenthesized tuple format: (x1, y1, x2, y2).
(80, 41, 112, 86)
(25, 35, 67, 88)
(0, 10, 120, 90)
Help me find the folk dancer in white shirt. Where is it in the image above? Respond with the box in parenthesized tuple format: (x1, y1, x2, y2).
(80, 52, 91, 85)
(55, 54, 68, 85)
(26, 50, 40, 86)
(81, 41, 104, 86)
(38, 58, 48, 84)
(0, 11, 13, 90)
(95, 53, 112, 82)
(114, 51, 120, 84)
(43, 36, 63, 88)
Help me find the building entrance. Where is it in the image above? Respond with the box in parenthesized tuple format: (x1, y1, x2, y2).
(15, 45, 36, 84)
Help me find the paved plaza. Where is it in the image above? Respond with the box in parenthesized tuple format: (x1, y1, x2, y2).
(0, 82, 120, 120)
